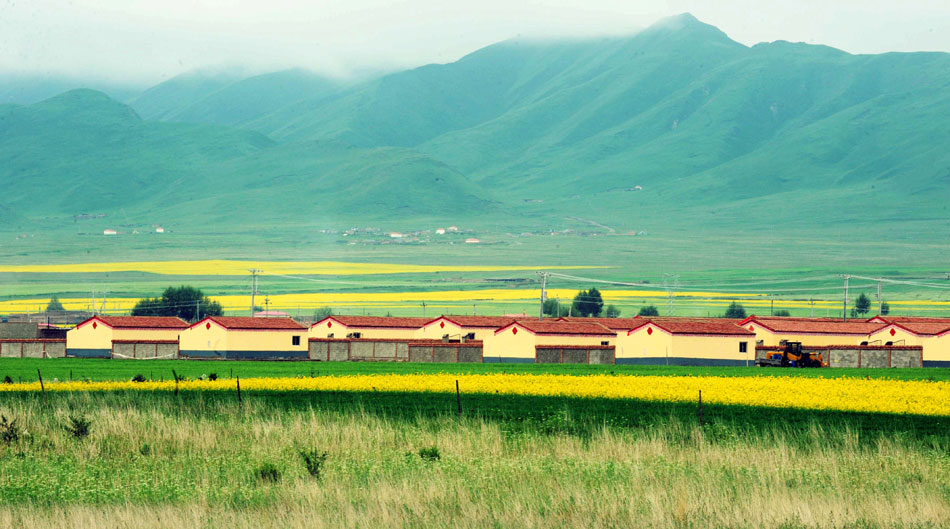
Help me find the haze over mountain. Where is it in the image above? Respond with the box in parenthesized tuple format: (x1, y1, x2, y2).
(1, 14, 948, 239)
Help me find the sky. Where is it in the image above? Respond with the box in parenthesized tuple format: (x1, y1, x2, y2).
(1, 0, 949, 84)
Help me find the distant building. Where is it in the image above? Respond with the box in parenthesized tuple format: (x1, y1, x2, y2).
(179, 316, 307, 360)
(465, 238, 480, 244)
(435, 228, 446, 235)
(66, 316, 189, 358)
(389, 232, 404, 238)
(310, 316, 432, 340)
(447, 226, 459, 232)
(103, 229, 117, 235)
(155, 227, 165, 233)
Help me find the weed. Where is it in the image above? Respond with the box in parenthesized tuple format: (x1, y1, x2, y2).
(208, 373, 217, 381)
(0, 415, 20, 444)
(65, 415, 92, 440)
(2, 376, 12, 384)
(255, 463, 281, 483)
(139, 443, 152, 456)
(418, 446, 440, 462)
(131, 374, 146, 383)
(300, 449, 328, 479)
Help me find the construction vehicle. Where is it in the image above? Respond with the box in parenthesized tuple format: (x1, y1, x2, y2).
(756, 341, 826, 368)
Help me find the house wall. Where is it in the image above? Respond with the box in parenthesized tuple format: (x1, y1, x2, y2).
(484, 326, 537, 362)
(179, 324, 229, 359)
(66, 322, 114, 357)
(746, 327, 869, 347)
(618, 329, 751, 366)
(345, 327, 419, 339)
(867, 327, 950, 366)
(415, 320, 465, 340)
(0, 340, 66, 358)
(310, 320, 346, 339)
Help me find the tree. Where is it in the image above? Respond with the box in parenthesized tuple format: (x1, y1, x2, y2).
(571, 288, 604, 317)
(542, 298, 561, 317)
(880, 302, 890, 315)
(131, 286, 223, 322)
(604, 305, 621, 318)
(45, 296, 65, 312)
(313, 307, 333, 321)
(723, 302, 746, 319)
(637, 305, 660, 317)
(773, 309, 791, 317)
(854, 293, 871, 316)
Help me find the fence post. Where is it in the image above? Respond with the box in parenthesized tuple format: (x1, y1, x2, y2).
(172, 369, 179, 397)
(236, 376, 242, 404)
(455, 380, 462, 419)
(37, 369, 45, 395)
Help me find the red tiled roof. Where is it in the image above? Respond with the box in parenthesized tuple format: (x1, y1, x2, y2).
(86, 316, 189, 329)
(631, 318, 754, 336)
(870, 316, 950, 324)
(739, 315, 842, 325)
(200, 316, 305, 330)
(499, 320, 614, 336)
(322, 316, 432, 329)
(876, 322, 950, 336)
(436, 315, 520, 328)
(746, 317, 884, 335)
(558, 317, 645, 331)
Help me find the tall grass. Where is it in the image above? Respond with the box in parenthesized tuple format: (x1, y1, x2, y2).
(0, 393, 947, 528)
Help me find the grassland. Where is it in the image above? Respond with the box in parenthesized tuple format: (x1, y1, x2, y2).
(0, 386, 948, 529)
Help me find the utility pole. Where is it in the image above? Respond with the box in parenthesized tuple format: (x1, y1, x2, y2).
(473, 303, 476, 316)
(809, 298, 814, 317)
(877, 280, 883, 314)
(196, 299, 200, 322)
(264, 296, 270, 316)
(663, 274, 678, 316)
(422, 301, 426, 318)
(842, 275, 850, 321)
(249, 269, 261, 316)
(537, 271, 549, 321)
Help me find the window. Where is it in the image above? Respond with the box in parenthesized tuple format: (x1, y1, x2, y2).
(739, 342, 748, 353)
(601, 341, 609, 346)
(292, 336, 301, 346)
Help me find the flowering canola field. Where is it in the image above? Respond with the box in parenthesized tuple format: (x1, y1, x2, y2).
(3, 373, 948, 417)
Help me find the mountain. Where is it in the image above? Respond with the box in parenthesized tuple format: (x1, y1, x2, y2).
(0, 74, 143, 105)
(0, 90, 493, 228)
(1, 13, 948, 242)
(130, 69, 342, 126)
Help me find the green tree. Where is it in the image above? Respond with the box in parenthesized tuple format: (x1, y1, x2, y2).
(313, 307, 334, 321)
(723, 302, 746, 319)
(131, 286, 223, 322)
(773, 309, 791, 317)
(542, 298, 560, 317)
(45, 296, 65, 312)
(880, 302, 890, 315)
(604, 305, 621, 318)
(854, 293, 871, 316)
(571, 288, 604, 317)
(637, 305, 660, 317)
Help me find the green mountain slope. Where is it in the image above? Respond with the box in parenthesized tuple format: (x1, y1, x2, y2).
(132, 69, 342, 126)
(0, 90, 494, 227)
(129, 70, 246, 121)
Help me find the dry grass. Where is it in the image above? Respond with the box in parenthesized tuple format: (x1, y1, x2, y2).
(0, 394, 947, 528)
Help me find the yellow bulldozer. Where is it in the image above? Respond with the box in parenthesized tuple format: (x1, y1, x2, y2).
(755, 341, 826, 368)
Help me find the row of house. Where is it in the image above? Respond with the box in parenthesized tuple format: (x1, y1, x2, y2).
(57, 313, 950, 366)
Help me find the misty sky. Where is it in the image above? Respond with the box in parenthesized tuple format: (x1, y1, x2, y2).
(2, 0, 948, 84)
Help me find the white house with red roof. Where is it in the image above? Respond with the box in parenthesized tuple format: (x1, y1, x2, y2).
(66, 315, 189, 358)
(179, 316, 307, 360)
(739, 316, 886, 347)
(620, 318, 755, 366)
(865, 321, 950, 366)
(484, 320, 616, 363)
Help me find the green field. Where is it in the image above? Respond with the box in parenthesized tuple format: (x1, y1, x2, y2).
(0, 379, 948, 528)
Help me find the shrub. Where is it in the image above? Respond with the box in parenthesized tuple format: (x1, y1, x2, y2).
(418, 446, 440, 462)
(0, 415, 20, 444)
(208, 373, 217, 381)
(139, 443, 152, 456)
(255, 463, 281, 483)
(65, 415, 92, 440)
(2, 376, 12, 385)
(300, 449, 328, 479)
(131, 374, 146, 383)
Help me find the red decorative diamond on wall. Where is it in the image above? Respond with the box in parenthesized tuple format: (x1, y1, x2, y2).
(890, 328, 896, 336)
(512, 327, 518, 335)
(440, 321, 445, 329)
(749, 326, 754, 331)
(328, 321, 332, 328)
(92, 322, 97, 329)
(647, 327, 653, 335)
(206, 322, 211, 330)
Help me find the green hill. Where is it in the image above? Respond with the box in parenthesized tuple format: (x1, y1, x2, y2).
(0, 90, 494, 229)
(0, 13, 948, 249)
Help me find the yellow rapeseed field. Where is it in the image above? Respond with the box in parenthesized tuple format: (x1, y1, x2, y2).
(3, 373, 948, 416)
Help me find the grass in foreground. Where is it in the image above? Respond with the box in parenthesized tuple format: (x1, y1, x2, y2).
(0, 391, 947, 529)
